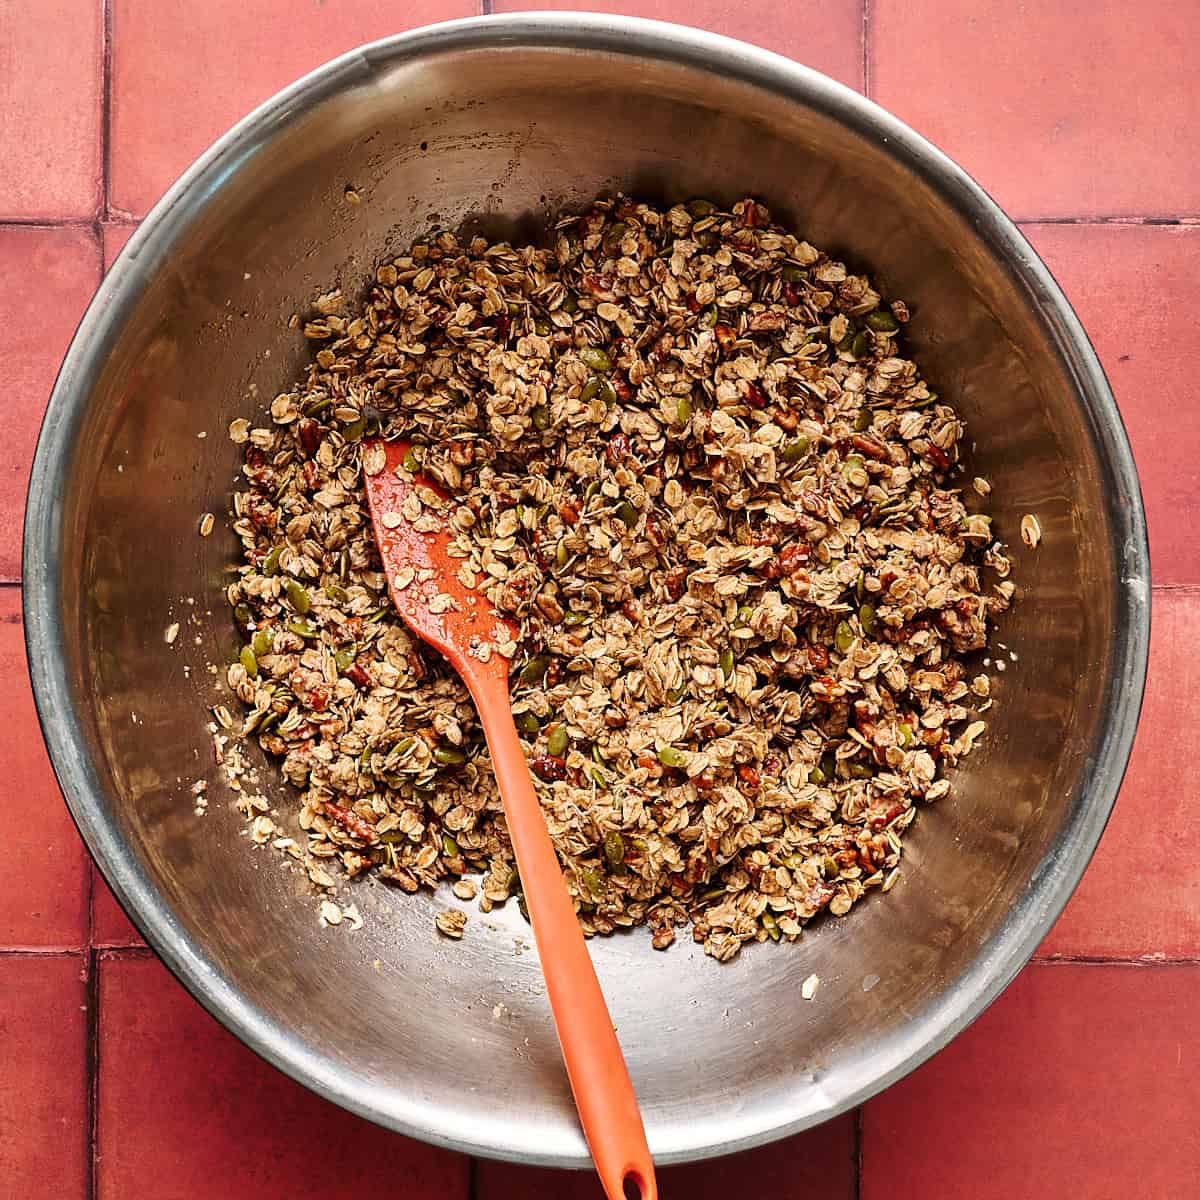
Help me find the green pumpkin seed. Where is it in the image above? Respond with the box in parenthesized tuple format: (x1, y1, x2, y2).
(602, 222, 628, 253)
(615, 501, 639, 528)
(333, 646, 356, 672)
(851, 330, 872, 359)
(835, 620, 855, 654)
(533, 317, 553, 336)
(854, 408, 872, 432)
(261, 544, 283, 576)
(866, 310, 899, 333)
(898, 722, 914, 748)
(588, 765, 608, 789)
(859, 602, 877, 636)
(700, 304, 719, 329)
(561, 292, 579, 314)
(324, 584, 349, 605)
(687, 199, 716, 218)
(531, 405, 552, 431)
(658, 745, 688, 768)
(442, 833, 460, 857)
(580, 376, 601, 404)
(734, 605, 754, 627)
(434, 746, 466, 766)
(823, 855, 841, 879)
(239, 645, 259, 678)
(401, 446, 422, 473)
(849, 762, 874, 779)
(761, 911, 782, 941)
(285, 579, 311, 615)
(520, 655, 550, 685)
(781, 263, 806, 282)
(304, 396, 332, 416)
(555, 542, 569, 568)
(563, 611, 589, 627)
(580, 346, 611, 373)
(583, 480, 601, 503)
(719, 647, 735, 680)
(581, 867, 604, 898)
(515, 712, 541, 736)
(808, 764, 826, 785)
(665, 684, 687, 704)
(546, 724, 569, 757)
(676, 395, 693, 424)
(287, 619, 317, 639)
(604, 831, 625, 869)
(597, 379, 617, 407)
(252, 629, 273, 658)
(781, 435, 811, 463)
(233, 602, 252, 629)
(342, 417, 367, 442)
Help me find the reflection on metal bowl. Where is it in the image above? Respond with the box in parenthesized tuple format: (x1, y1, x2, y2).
(24, 14, 1148, 1168)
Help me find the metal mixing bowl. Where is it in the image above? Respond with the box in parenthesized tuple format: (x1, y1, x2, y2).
(25, 14, 1149, 1167)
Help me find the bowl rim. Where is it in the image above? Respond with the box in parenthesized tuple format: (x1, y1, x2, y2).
(22, 11, 1150, 1167)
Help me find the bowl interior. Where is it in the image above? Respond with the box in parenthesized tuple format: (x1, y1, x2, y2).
(29, 20, 1147, 1164)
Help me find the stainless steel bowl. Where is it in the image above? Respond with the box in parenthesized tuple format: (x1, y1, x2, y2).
(24, 14, 1149, 1167)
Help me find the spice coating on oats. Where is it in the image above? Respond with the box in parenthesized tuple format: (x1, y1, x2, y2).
(223, 196, 1013, 961)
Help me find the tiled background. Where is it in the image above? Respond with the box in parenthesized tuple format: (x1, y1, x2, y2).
(2, 2, 1197, 1196)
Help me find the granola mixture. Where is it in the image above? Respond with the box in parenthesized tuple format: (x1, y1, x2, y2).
(221, 196, 1014, 961)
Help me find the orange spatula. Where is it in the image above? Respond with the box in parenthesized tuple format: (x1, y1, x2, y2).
(362, 438, 656, 1200)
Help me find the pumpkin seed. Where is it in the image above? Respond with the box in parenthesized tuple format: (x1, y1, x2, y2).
(285, 579, 311, 615)
(604, 831, 625, 869)
(858, 602, 877, 636)
(580, 346, 611, 373)
(866, 310, 899, 332)
(781, 435, 810, 463)
(520, 655, 550, 684)
(515, 712, 541, 736)
(239, 645, 259, 678)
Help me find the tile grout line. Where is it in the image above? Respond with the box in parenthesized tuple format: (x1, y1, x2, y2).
(861, 0, 871, 97)
(0, 946, 86, 957)
(0, 216, 1196, 234)
(1033, 955, 1200, 967)
(101, 0, 113, 222)
(86, 948, 101, 1200)
(0, 217, 100, 231)
(854, 1105, 864, 1200)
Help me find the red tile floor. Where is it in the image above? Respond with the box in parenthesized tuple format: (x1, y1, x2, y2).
(2, 2, 1197, 1196)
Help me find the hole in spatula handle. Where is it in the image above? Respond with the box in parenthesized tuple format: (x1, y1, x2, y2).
(623, 1171, 646, 1200)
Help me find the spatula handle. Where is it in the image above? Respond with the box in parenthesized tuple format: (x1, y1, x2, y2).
(468, 675, 656, 1200)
